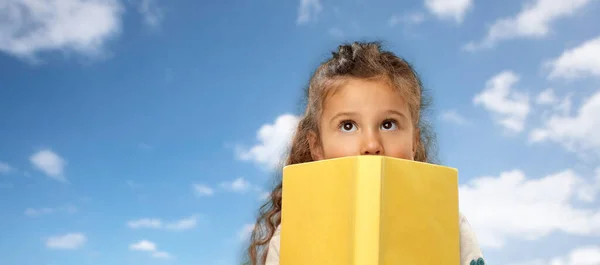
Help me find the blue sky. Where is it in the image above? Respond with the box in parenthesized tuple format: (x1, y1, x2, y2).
(1, 0, 600, 264)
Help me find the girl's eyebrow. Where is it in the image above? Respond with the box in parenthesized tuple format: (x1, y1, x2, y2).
(385, 110, 408, 120)
(329, 112, 358, 122)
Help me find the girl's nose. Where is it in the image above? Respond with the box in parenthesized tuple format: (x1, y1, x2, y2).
(360, 131, 383, 155)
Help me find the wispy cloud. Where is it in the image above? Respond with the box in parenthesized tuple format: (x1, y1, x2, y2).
(296, 0, 322, 25)
(129, 240, 173, 259)
(440, 109, 469, 125)
(30, 149, 67, 182)
(220, 177, 251, 193)
(464, 0, 593, 51)
(46, 233, 86, 250)
(129, 240, 156, 251)
(164, 215, 198, 231)
(137, 0, 164, 29)
(152, 251, 172, 259)
(127, 215, 199, 231)
(388, 12, 426, 27)
(25, 204, 77, 217)
(0, 161, 13, 174)
(193, 184, 214, 197)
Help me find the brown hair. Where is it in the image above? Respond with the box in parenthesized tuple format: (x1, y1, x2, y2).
(243, 41, 436, 265)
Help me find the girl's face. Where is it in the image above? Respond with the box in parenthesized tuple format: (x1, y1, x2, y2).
(309, 78, 415, 161)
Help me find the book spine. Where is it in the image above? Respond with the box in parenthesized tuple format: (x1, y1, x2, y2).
(353, 156, 382, 265)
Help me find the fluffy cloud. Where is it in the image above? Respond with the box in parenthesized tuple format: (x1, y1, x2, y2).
(0, 0, 123, 62)
(236, 114, 300, 170)
(529, 90, 600, 157)
(46, 233, 86, 250)
(220, 177, 251, 193)
(464, 0, 593, 51)
(440, 109, 469, 125)
(129, 240, 173, 259)
(473, 71, 530, 133)
(296, 0, 322, 24)
(507, 245, 600, 265)
(129, 240, 156, 251)
(536, 88, 558, 105)
(127, 215, 198, 231)
(193, 184, 214, 197)
(546, 36, 600, 80)
(424, 0, 473, 23)
(29, 149, 67, 182)
(459, 168, 600, 248)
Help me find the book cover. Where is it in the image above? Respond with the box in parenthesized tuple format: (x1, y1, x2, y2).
(279, 155, 460, 265)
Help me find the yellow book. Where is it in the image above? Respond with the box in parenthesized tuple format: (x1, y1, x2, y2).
(279, 155, 460, 265)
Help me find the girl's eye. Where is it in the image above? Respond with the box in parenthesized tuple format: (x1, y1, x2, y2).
(339, 121, 357, 132)
(381, 120, 398, 131)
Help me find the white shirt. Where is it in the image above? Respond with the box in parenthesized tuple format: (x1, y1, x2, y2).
(264, 212, 485, 265)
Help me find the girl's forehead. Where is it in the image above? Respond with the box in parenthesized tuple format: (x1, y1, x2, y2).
(321, 78, 409, 114)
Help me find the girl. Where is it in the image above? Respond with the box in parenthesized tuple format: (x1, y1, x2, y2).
(245, 41, 485, 265)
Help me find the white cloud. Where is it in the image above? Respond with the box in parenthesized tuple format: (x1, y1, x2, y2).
(26, 207, 54, 216)
(30, 149, 67, 182)
(546, 36, 600, 80)
(25, 204, 77, 217)
(236, 114, 300, 170)
(424, 0, 473, 23)
(220, 177, 251, 193)
(137, 0, 164, 29)
(0, 0, 123, 62)
(129, 240, 173, 259)
(459, 168, 600, 249)
(464, 0, 592, 51)
(127, 215, 198, 231)
(296, 0, 322, 24)
(529, 90, 600, 156)
(474, 71, 530, 133)
(440, 109, 469, 125)
(152, 251, 172, 259)
(46, 233, 86, 250)
(129, 240, 156, 251)
(536, 88, 558, 105)
(127, 218, 162, 229)
(0, 162, 13, 174)
(507, 245, 600, 265)
(193, 184, 214, 196)
(164, 215, 198, 231)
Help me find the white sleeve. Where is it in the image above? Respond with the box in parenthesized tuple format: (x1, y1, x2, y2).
(459, 213, 486, 265)
(264, 225, 281, 265)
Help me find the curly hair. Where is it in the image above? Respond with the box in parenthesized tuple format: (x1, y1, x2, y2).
(243, 41, 437, 265)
